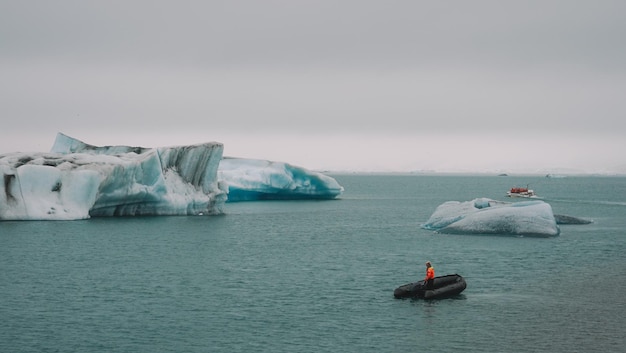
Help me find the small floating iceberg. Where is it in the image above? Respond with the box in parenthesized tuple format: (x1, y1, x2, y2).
(218, 157, 343, 202)
(422, 198, 560, 237)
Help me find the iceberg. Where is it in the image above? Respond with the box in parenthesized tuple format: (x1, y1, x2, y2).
(218, 157, 343, 202)
(53, 133, 343, 203)
(1, 135, 227, 220)
(553, 214, 593, 225)
(0, 133, 343, 220)
(422, 198, 560, 237)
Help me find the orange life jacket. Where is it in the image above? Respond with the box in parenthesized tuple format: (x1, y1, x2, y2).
(426, 267, 435, 280)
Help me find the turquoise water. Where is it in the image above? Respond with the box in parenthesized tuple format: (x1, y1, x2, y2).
(1, 175, 625, 352)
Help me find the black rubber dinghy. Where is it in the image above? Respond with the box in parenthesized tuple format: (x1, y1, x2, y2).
(394, 274, 467, 299)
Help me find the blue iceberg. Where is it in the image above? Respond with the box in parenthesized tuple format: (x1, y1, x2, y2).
(1, 139, 226, 220)
(422, 198, 560, 237)
(0, 133, 343, 220)
(52, 133, 343, 203)
(218, 157, 343, 202)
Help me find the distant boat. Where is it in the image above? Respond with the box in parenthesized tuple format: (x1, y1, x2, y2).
(394, 274, 467, 299)
(507, 186, 538, 198)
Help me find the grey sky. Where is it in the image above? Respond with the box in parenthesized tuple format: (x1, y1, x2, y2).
(2, 1, 625, 173)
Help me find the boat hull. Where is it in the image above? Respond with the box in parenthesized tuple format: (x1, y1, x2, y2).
(507, 187, 537, 198)
(394, 274, 466, 299)
(507, 192, 537, 198)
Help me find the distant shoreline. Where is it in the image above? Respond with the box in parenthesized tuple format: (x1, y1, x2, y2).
(322, 171, 626, 177)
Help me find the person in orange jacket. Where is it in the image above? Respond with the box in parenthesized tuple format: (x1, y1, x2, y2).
(424, 261, 435, 289)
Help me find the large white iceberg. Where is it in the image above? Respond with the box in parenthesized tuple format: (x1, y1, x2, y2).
(422, 198, 561, 237)
(52, 133, 343, 203)
(218, 157, 343, 201)
(0, 133, 343, 220)
(1, 141, 226, 220)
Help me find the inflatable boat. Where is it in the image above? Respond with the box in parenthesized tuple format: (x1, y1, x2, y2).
(394, 274, 466, 299)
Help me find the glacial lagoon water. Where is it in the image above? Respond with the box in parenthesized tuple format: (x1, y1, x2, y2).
(1, 174, 625, 352)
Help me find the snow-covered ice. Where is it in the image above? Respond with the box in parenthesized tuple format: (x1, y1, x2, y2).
(52, 133, 343, 203)
(0, 133, 343, 220)
(1, 135, 226, 220)
(422, 198, 561, 237)
(218, 157, 343, 201)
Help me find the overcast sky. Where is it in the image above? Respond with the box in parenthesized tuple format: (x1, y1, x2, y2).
(2, 0, 625, 173)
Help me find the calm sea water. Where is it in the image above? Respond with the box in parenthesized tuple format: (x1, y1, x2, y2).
(1, 175, 625, 353)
